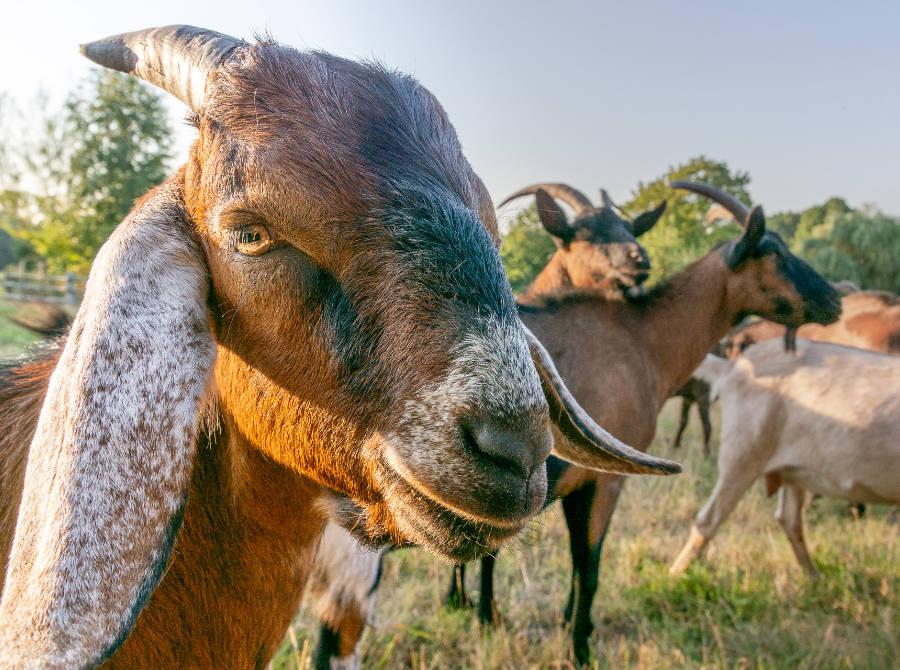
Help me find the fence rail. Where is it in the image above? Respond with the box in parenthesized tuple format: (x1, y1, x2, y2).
(0, 262, 85, 304)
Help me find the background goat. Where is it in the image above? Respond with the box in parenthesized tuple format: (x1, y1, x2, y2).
(670, 340, 900, 575)
(0, 26, 679, 669)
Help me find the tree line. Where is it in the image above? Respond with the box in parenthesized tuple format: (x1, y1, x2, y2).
(501, 156, 900, 295)
(2, 73, 897, 296)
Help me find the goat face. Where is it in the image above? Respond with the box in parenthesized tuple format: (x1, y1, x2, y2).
(671, 182, 841, 328)
(179, 42, 555, 557)
(503, 184, 665, 299)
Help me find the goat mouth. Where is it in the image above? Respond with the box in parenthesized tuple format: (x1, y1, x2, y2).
(382, 473, 530, 561)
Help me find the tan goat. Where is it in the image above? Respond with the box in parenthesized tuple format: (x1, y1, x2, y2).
(670, 339, 900, 575)
(0, 26, 679, 669)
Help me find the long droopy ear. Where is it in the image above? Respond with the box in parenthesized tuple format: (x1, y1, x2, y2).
(523, 326, 681, 476)
(0, 180, 216, 668)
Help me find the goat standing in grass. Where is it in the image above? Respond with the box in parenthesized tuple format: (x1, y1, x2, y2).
(670, 339, 900, 575)
(0, 26, 679, 669)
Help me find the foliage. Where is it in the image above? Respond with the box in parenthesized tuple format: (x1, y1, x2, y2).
(499, 204, 557, 294)
(621, 156, 750, 284)
(1, 70, 173, 273)
(792, 204, 900, 294)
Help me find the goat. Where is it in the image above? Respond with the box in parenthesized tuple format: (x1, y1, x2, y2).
(306, 182, 667, 669)
(670, 339, 900, 575)
(0, 26, 680, 669)
(501, 183, 665, 302)
(304, 181, 843, 666)
(670, 377, 713, 456)
(725, 290, 900, 357)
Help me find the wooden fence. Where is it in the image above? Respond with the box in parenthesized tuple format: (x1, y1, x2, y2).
(0, 262, 85, 304)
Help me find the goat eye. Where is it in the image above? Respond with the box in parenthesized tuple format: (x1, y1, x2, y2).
(234, 224, 275, 256)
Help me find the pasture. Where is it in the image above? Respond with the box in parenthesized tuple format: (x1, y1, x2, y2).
(277, 403, 898, 670)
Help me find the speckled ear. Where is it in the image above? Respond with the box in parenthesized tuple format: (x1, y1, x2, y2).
(0, 180, 216, 668)
(522, 325, 682, 476)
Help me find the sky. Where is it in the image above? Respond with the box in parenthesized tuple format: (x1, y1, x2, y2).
(2, 0, 898, 215)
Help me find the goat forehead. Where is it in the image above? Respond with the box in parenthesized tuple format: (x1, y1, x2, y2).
(210, 45, 474, 213)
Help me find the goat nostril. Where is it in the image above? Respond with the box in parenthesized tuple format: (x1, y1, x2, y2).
(464, 421, 546, 480)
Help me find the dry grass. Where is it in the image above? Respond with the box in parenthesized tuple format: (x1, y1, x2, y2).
(275, 402, 898, 669)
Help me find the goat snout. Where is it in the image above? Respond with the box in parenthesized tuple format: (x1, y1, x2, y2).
(465, 418, 552, 481)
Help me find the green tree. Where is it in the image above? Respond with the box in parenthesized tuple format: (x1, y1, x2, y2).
(621, 156, 751, 283)
(500, 204, 557, 293)
(6, 70, 173, 273)
(798, 206, 900, 293)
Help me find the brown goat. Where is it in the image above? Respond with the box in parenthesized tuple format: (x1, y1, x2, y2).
(451, 182, 842, 664)
(725, 290, 900, 357)
(502, 183, 665, 302)
(0, 26, 679, 669)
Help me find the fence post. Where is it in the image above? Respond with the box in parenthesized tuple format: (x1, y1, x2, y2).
(66, 272, 78, 305)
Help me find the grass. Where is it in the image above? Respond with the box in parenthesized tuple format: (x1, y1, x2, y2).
(0, 299, 45, 362)
(275, 402, 898, 669)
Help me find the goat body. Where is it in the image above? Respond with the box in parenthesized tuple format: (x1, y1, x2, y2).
(671, 339, 900, 575)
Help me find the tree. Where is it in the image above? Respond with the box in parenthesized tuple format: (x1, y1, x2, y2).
(621, 156, 751, 284)
(4, 70, 173, 273)
(798, 206, 900, 293)
(499, 204, 557, 294)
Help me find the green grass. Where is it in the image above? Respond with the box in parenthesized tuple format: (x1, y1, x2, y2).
(0, 299, 46, 362)
(275, 403, 898, 669)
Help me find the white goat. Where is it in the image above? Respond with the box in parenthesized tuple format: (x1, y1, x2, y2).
(671, 338, 900, 575)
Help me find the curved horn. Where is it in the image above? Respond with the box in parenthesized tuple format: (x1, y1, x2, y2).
(499, 183, 593, 216)
(669, 181, 750, 226)
(79, 25, 244, 112)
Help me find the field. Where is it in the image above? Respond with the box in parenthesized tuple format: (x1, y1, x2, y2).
(0, 299, 44, 362)
(276, 403, 898, 670)
(0, 302, 895, 669)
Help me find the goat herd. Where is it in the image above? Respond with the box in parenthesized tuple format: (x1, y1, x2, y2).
(0, 25, 895, 670)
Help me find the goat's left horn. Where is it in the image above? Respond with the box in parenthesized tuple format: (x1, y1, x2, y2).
(80, 25, 244, 112)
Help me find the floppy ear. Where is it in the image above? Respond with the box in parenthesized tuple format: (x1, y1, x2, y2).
(0, 180, 216, 668)
(631, 200, 666, 237)
(725, 205, 766, 268)
(522, 326, 681, 475)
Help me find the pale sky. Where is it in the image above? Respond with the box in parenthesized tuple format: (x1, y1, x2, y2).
(3, 0, 898, 215)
